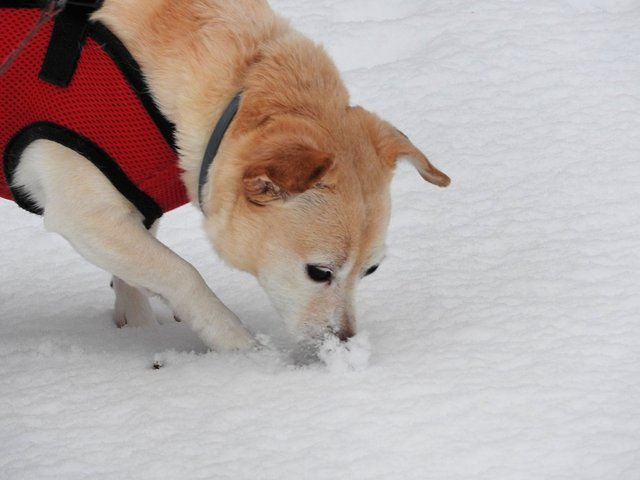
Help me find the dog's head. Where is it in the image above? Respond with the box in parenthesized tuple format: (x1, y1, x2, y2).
(204, 105, 449, 343)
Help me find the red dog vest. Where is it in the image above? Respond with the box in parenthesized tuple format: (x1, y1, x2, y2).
(1, 2, 188, 226)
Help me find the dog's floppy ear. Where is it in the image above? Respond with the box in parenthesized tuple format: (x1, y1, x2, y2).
(243, 143, 334, 205)
(379, 125, 450, 187)
(356, 107, 450, 187)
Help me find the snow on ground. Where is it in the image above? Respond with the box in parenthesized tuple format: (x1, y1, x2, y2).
(2, 1, 640, 479)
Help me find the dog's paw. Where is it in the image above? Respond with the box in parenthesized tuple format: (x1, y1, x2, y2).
(198, 318, 257, 353)
(213, 326, 257, 352)
(111, 276, 159, 328)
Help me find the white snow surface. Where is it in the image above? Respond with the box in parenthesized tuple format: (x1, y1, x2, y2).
(2, 1, 640, 479)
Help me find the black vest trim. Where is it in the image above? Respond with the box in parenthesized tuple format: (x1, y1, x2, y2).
(3, 122, 163, 228)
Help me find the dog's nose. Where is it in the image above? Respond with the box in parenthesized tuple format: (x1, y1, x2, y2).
(337, 322, 355, 342)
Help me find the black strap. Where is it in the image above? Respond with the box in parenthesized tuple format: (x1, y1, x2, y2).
(65, 1, 103, 7)
(39, 2, 101, 86)
(198, 92, 242, 209)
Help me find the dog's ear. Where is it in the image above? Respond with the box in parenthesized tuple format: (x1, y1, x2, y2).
(355, 107, 450, 187)
(243, 143, 334, 205)
(378, 125, 451, 187)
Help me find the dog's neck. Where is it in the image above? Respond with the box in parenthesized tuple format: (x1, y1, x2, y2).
(93, 0, 348, 206)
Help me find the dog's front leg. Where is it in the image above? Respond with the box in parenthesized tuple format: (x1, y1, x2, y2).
(13, 140, 255, 352)
(111, 220, 159, 328)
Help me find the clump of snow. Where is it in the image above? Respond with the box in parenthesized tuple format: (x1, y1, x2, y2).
(288, 333, 370, 371)
(317, 332, 371, 373)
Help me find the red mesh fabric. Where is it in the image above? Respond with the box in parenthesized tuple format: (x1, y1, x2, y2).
(0, 8, 188, 213)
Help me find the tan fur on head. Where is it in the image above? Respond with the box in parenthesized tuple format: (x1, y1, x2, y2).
(94, 0, 449, 342)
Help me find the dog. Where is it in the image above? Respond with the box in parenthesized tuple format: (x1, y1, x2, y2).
(1, 0, 450, 352)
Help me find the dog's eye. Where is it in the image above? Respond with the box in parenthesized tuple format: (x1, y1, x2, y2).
(364, 265, 379, 277)
(306, 265, 332, 283)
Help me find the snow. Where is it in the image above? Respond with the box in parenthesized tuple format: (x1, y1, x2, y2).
(2, 1, 640, 479)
